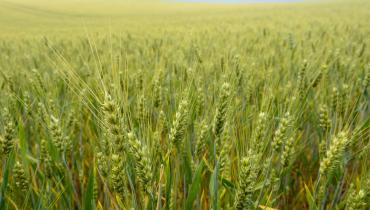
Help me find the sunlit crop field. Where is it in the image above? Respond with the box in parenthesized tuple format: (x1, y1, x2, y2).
(0, 0, 369, 209)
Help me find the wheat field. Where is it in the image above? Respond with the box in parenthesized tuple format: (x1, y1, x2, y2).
(0, 0, 369, 209)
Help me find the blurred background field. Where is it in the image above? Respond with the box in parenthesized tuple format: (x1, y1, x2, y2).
(0, 0, 368, 37)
